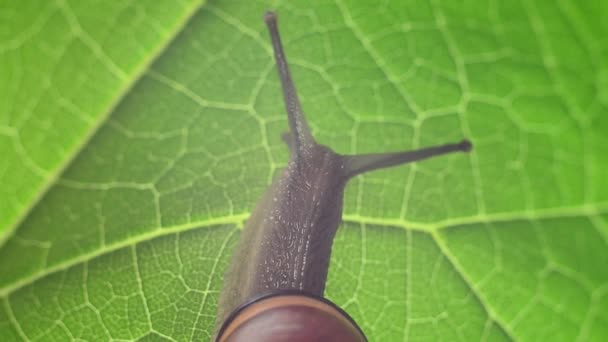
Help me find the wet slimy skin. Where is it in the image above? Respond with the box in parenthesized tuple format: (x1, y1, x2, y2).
(215, 10, 472, 335)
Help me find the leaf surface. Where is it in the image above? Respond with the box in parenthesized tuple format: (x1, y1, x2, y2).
(1, 1, 607, 341)
(0, 0, 205, 240)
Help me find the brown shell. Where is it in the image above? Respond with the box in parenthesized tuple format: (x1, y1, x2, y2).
(217, 294, 366, 342)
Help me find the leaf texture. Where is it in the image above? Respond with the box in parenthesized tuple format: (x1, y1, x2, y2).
(1, 1, 607, 341)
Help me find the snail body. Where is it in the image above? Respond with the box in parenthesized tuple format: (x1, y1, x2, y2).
(215, 11, 472, 341)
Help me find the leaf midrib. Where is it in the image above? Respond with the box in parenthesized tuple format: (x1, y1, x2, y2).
(2, 203, 605, 298)
(0, 0, 208, 248)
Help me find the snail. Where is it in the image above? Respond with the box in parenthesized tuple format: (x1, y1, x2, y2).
(214, 11, 472, 342)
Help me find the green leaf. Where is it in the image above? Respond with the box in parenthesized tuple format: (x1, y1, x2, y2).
(0, 0, 206, 240)
(1, 1, 607, 341)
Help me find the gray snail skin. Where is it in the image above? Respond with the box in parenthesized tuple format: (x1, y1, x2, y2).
(215, 11, 472, 341)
